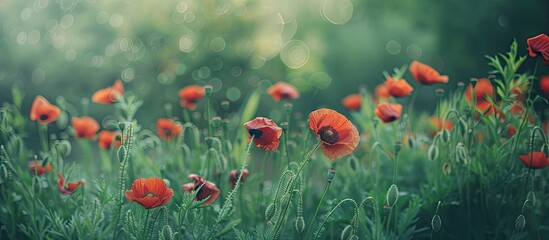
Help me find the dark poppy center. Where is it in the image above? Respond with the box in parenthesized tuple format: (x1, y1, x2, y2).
(143, 192, 157, 198)
(248, 128, 263, 138)
(317, 126, 339, 144)
(386, 116, 397, 122)
(162, 127, 172, 137)
(40, 114, 49, 121)
(280, 93, 290, 98)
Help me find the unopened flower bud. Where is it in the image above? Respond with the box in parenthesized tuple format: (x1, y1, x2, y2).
(210, 117, 221, 128)
(341, 225, 353, 240)
(470, 78, 478, 88)
(220, 100, 230, 111)
(428, 144, 439, 161)
(280, 121, 289, 132)
(284, 103, 293, 113)
(431, 214, 441, 232)
(327, 167, 336, 183)
(527, 191, 536, 206)
(394, 141, 402, 154)
(265, 203, 275, 220)
(204, 85, 213, 96)
(435, 88, 445, 98)
(386, 184, 399, 207)
(442, 162, 451, 175)
(295, 216, 305, 232)
(515, 214, 525, 231)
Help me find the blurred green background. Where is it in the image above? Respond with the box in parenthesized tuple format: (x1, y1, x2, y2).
(1, 0, 548, 123)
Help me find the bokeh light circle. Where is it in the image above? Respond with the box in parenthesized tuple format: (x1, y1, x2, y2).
(280, 40, 310, 69)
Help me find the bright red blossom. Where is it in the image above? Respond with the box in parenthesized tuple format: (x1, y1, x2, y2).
(409, 61, 449, 85)
(244, 117, 283, 151)
(341, 94, 362, 111)
(57, 173, 85, 195)
(375, 83, 391, 101)
(519, 152, 549, 169)
(375, 103, 403, 123)
(308, 108, 360, 160)
(182, 174, 220, 205)
(526, 34, 549, 66)
(178, 85, 205, 110)
(98, 130, 122, 149)
(157, 118, 182, 141)
(267, 82, 300, 101)
(539, 75, 549, 97)
(71, 116, 100, 139)
(229, 169, 249, 187)
(464, 78, 495, 115)
(386, 77, 414, 97)
(125, 177, 174, 209)
(92, 80, 124, 104)
(30, 95, 61, 124)
(28, 160, 52, 175)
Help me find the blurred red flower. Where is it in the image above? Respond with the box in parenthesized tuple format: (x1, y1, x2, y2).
(92, 80, 124, 104)
(30, 95, 61, 124)
(229, 169, 249, 187)
(375, 103, 402, 123)
(98, 130, 122, 149)
(182, 174, 220, 205)
(409, 61, 449, 85)
(157, 118, 182, 141)
(464, 78, 495, 115)
(244, 117, 282, 151)
(386, 77, 414, 97)
(178, 85, 205, 110)
(341, 94, 362, 111)
(267, 82, 300, 101)
(308, 108, 360, 160)
(125, 177, 174, 209)
(539, 75, 549, 97)
(28, 160, 52, 175)
(527, 34, 549, 66)
(57, 173, 85, 195)
(71, 116, 100, 139)
(519, 152, 549, 169)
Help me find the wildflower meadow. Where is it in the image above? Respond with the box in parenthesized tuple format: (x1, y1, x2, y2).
(1, 1, 549, 240)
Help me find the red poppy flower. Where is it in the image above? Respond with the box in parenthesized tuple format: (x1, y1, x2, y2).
(156, 118, 182, 141)
(71, 116, 100, 139)
(125, 177, 174, 209)
(182, 174, 220, 205)
(229, 169, 249, 187)
(341, 94, 362, 111)
(510, 79, 528, 101)
(375, 103, 402, 123)
(527, 34, 549, 66)
(243, 117, 283, 151)
(386, 77, 414, 97)
(464, 78, 495, 114)
(98, 130, 122, 149)
(30, 95, 61, 124)
(409, 61, 449, 85)
(28, 160, 52, 175)
(539, 75, 549, 97)
(178, 85, 205, 110)
(375, 83, 391, 101)
(308, 108, 360, 160)
(267, 82, 300, 101)
(429, 117, 453, 136)
(92, 80, 124, 104)
(57, 173, 85, 195)
(519, 152, 549, 169)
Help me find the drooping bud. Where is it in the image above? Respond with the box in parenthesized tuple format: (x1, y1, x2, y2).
(428, 144, 439, 161)
(527, 191, 536, 206)
(386, 184, 399, 207)
(442, 162, 451, 175)
(431, 214, 442, 232)
(515, 214, 526, 231)
(117, 146, 127, 162)
(265, 203, 275, 220)
(440, 129, 451, 145)
(341, 225, 353, 240)
(160, 225, 174, 240)
(295, 216, 305, 233)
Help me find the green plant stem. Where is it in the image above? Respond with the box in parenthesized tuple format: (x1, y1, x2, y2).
(142, 209, 150, 239)
(38, 124, 49, 153)
(206, 97, 213, 137)
(283, 131, 290, 170)
(304, 179, 332, 240)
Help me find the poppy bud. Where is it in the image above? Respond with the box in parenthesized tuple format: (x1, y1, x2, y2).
(284, 103, 293, 113)
(220, 100, 230, 111)
(469, 78, 478, 88)
(117, 146, 127, 162)
(456, 81, 465, 88)
(515, 214, 525, 231)
(428, 144, 439, 161)
(204, 85, 213, 96)
(280, 121, 288, 132)
(295, 216, 305, 233)
(161, 225, 174, 240)
(394, 141, 402, 154)
(327, 167, 336, 183)
(442, 162, 451, 175)
(210, 117, 222, 128)
(440, 129, 451, 145)
(341, 225, 353, 240)
(265, 203, 275, 220)
(221, 119, 230, 128)
(435, 88, 444, 98)
(118, 122, 127, 132)
(431, 214, 442, 232)
(527, 191, 536, 206)
(386, 184, 399, 207)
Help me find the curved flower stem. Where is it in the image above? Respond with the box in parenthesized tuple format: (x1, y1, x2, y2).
(304, 179, 332, 240)
(312, 198, 358, 239)
(296, 141, 322, 177)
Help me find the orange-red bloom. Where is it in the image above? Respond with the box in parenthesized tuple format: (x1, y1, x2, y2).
(341, 94, 362, 111)
(125, 177, 174, 209)
(409, 61, 449, 85)
(57, 173, 85, 195)
(267, 82, 300, 101)
(539, 75, 549, 97)
(157, 118, 182, 141)
(92, 80, 124, 104)
(308, 108, 359, 160)
(386, 77, 414, 97)
(182, 174, 220, 205)
(71, 116, 100, 139)
(244, 117, 283, 151)
(464, 78, 495, 114)
(98, 130, 122, 149)
(429, 117, 453, 134)
(519, 152, 549, 169)
(28, 160, 52, 175)
(375, 83, 391, 101)
(374, 103, 402, 123)
(178, 85, 205, 110)
(229, 169, 249, 187)
(527, 34, 549, 66)
(30, 95, 61, 124)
